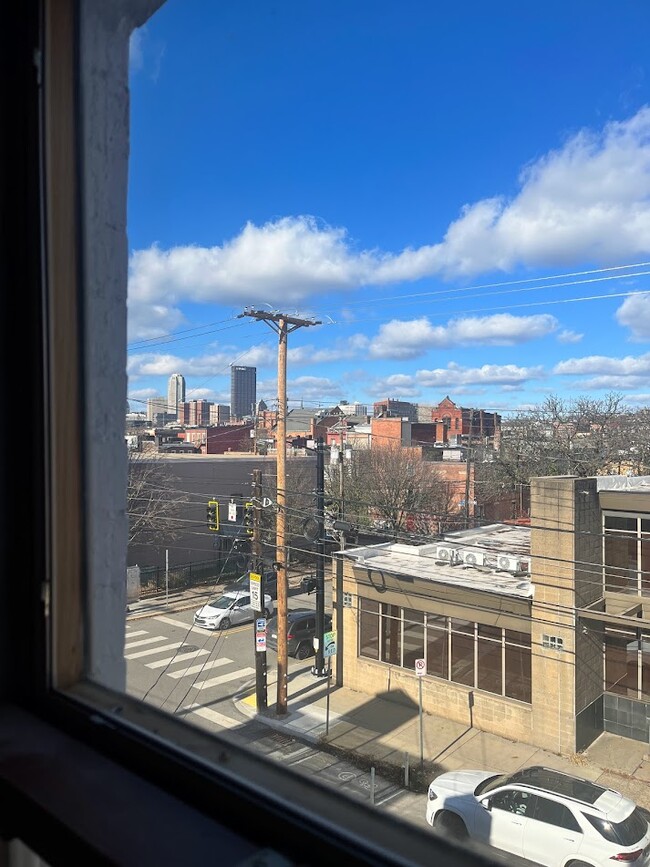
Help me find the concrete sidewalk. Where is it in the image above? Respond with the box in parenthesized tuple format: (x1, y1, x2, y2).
(236, 668, 650, 812)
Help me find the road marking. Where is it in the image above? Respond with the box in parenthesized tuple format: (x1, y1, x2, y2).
(154, 614, 250, 636)
(125, 641, 183, 660)
(155, 615, 197, 629)
(193, 667, 255, 690)
(183, 704, 240, 729)
(124, 629, 148, 637)
(166, 658, 230, 678)
(124, 635, 167, 650)
(146, 649, 210, 669)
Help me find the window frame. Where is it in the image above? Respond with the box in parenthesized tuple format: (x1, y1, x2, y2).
(0, 3, 482, 864)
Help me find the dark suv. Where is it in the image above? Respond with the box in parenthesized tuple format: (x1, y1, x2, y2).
(223, 570, 278, 600)
(266, 609, 333, 660)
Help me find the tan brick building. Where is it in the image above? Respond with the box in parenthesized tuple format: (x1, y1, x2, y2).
(333, 475, 650, 755)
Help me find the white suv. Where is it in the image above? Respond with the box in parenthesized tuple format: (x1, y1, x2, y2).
(426, 765, 650, 867)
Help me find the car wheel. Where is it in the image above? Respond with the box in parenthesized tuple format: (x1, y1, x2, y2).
(220, 617, 231, 630)
(434, 811, 467, 840)
(295, 643, 311, 660)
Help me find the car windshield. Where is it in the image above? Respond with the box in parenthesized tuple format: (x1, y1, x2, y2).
(583, 808, 649, 847)
(209, 596, 236, 610)
(474, 775, 509, 797)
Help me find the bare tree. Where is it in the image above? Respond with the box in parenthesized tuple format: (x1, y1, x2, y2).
(127, 453, 189, 546)
(475, 392, 639, 515)
(329, 445, 456, 533)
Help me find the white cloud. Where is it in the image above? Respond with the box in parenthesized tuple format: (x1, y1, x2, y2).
(616, 292, 650, 340)
(556, 329, 584, 344)
(415, 362, 544, 388)
(129, 29, 144, 73)
(288, 376, 341, 400)
(369, 313, 558, 359)
(128, 106, 650, 312)
(288, 335, 369, 364)
(554, 352, 650, 376)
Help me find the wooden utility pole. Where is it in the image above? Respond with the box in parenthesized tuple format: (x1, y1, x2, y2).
(238, 309, 320, 715)
(251, 468, 266, 711)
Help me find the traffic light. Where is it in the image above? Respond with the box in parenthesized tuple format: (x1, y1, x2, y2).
(243, 501, 254, 535)
(206, 499, 219, 531)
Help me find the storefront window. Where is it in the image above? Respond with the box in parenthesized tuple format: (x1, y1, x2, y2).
(381, 603, 401, 665)
(402, 608, 424, 669)
(357, 600, 532, 703)
(642, 634, 650, 700)
(603, 513, 650, 596)
(505, 630, 532, 703)
(605, 628, 638, 697)
(477, 624, 502, 695)
(359, 598, 379, 660)
(451, 619, 475, 687)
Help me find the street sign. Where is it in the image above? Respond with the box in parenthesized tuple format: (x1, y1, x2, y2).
(415, 658, 426, 676)
(255, 633, 266, 652)
(323, 630, 337, 658)
(255, 617, 266, 632)
(249, 571, 262, 612)
(228, 502, 237, 522)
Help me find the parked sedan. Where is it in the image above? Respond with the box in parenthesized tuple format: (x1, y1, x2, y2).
(426, 764, 650, 867)
(193, 590, 274, 630)
(266, 609, 332, 659)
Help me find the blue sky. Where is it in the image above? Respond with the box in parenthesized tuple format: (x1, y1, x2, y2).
(127, 0, 650, 417)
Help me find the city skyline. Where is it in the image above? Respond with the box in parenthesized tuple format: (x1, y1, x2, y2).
(126, 2, 650, 417)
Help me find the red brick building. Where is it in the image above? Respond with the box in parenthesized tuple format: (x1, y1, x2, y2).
(184, 424, 253, 454)
(431, 396, 501, 446)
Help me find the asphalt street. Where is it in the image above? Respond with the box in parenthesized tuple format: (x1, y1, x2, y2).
(125, 585, 428, 829)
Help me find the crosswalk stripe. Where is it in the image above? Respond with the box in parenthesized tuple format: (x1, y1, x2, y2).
(193, 667, 255, 690)
(155, 615, 219, 637)
(146, 649, 210, 670)
(184, 704, 240, 729)
(166, 658, 230, 679)
(124, 635, 167, 650)
(125, 641, 183, 660)
(124, 629, 148, 637)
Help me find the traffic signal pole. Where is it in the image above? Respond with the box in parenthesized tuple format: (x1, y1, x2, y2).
(311, 437, 327, 677)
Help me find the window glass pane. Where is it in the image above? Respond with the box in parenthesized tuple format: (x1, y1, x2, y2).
(427, 613, 446, 628)
(478, 623, 501, 640)
(381, 610, 401, 665)
(605, 629, 638, 697)
(533, 798, 581, 832)
(426, 621, 448, 679)
(642, 634, 650, 700)
(605, 515, 636, 531)
(403, 608, 423, 624)
(477, 635, 502, 694)
(505, 629, 531, 647)
(359, 602, 379, 660)
(505, 643, 531, 702)
(641, 538, 650, 596)
(451, 620, 474, 686)
(381, 603, 400, 619)
(642, 520, 650, 534)
(360, 598, 379, 615)
(403, 620, 424, 669)
(604, 535, 639, 593)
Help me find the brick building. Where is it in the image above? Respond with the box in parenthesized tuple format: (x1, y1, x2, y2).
(333, 475, 650, 754)
(184, 424, 253, 454)
(372, 398, 418, 422)
(431, 396, 501, 447)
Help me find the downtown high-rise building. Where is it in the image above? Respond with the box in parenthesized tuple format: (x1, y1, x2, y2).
(167, 373, 186, 418)
(230, 365, 256, 420)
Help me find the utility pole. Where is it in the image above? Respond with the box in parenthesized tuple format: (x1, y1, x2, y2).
(251, 468, 267, 711)
(311, 437, 327, 677)
(464, 408, 473, 529)
(239, 308, 320, 715)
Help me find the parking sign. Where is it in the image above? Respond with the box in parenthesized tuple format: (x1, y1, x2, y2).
(415, 658, 425, 676)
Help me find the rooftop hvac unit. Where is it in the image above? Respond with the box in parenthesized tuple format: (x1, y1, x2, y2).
(456, 549, 484, 567)
(496, 555, 527, 573)
(435, 545, 457, 563)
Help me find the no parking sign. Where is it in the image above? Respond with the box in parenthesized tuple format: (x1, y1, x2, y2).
(415, 658, 425, 676)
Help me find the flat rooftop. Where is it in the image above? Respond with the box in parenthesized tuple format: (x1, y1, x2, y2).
(341, 523, 533, 599)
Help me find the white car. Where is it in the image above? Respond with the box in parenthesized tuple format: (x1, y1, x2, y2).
(193, 590, 274, 630)
(426, 764, 650, 867)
